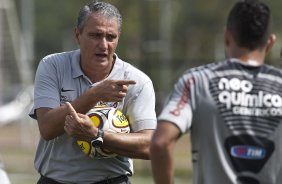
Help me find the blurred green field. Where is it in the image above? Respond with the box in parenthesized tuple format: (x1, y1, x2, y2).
(0, 123, 192, 184)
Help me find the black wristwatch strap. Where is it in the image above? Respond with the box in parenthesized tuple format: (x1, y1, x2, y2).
(91, 129, 104, 148)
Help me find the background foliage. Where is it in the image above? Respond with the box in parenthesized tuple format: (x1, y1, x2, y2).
(13, 0, 282, 113)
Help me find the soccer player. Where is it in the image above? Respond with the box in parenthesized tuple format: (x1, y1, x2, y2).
(29, 1, 156, 184)
(150, 0, 280, 183)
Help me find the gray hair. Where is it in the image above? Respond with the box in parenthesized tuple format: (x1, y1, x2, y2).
(77, 1, 122, 33)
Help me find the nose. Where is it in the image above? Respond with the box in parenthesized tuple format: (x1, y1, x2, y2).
(99, 37, 108, 50)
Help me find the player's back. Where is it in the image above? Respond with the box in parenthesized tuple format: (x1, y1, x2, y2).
(186, 59, 282, 184)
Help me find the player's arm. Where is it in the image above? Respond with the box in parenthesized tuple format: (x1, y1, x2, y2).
(36, 91, 98, 140)
(150, 120, 181, 184)
(100, 80, 157, 159)
(102, 129, 154, 159)
(36, 80, 136, 140)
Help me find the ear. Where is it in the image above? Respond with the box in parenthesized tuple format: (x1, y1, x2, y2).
(74, 27, 80, 44)
(265, 34, 276, 54)
(224, 27, 230, 47)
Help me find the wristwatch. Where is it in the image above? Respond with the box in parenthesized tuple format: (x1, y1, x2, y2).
(91, 129, 104, 148)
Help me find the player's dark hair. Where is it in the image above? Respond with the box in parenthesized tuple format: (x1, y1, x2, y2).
(77, 1, 122, 33)
(226, 0, 272, 50)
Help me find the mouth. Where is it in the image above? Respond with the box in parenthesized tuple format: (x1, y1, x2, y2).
(95, 53, 108, 59)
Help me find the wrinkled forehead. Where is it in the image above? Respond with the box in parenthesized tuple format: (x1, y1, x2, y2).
(83, 12, 121, 33)
(84, 13, 120, 32)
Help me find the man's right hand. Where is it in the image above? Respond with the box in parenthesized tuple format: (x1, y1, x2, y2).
(90, 80, 136, 102)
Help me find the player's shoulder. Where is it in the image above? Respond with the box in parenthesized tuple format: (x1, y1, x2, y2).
(38, 50, 79, 73)
(262, 63, 282, 76)
(41, 50, 77, 64)
(182, 60, 226, 77)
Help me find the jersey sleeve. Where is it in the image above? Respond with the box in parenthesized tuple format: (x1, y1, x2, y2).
(29, 57, 60, 119)
(158, 75, 194, 134)
(126, 81, 157, 132)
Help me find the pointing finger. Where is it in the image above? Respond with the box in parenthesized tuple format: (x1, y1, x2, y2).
(116, 80, 136, 86)
(65, 102, 80, 121)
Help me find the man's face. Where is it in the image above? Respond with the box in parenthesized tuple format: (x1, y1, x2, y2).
(76, 13, 120, 71)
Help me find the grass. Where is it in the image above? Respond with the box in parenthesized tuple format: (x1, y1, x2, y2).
(0, 123, 192, 184)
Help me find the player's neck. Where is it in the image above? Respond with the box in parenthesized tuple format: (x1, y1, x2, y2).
(229, 48, 265, 66)
(81, 59, 116, 83)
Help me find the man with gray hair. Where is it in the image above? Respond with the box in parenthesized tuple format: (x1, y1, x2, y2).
(29, 1, 156, 184)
